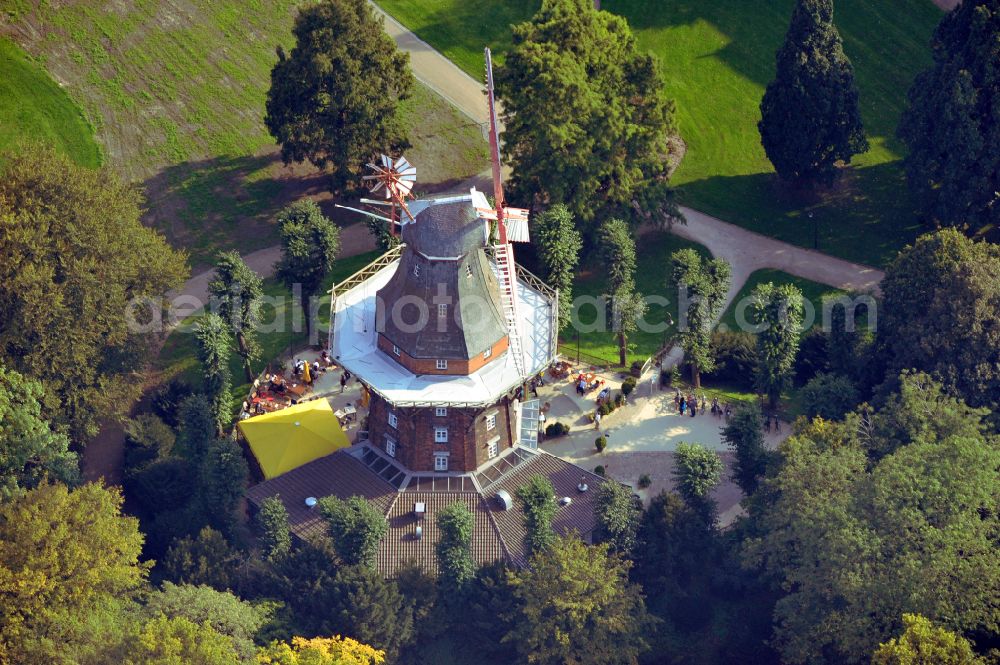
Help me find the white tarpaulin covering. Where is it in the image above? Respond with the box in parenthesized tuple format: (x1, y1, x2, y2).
(330, 258, 555, 406)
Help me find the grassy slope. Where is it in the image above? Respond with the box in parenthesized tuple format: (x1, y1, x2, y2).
(1, 1, 488, 267)
(0, 37, 100, 166)
(377, 0, 942, 267)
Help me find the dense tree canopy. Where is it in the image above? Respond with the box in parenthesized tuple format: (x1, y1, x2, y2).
(119, 614, 240, 665)
(898, 0, 1000, 233)
(275, 201, 341, 341)
(0, 147, 187, 442)
(257, 635, 385, 665)
(721, 403, 768, 496)
(758, 0, 868, 183)
(495, 0, 680, 226)
(0, 483, 148, 662)
(670, 249, 732, 388)
(876, 229, 1000, 413)
(194, 313, 233, 436)
(672, 442, 724, 519)
(532, 204, 582, 330)
(594, 480, 640, 557)
(747, 382, 1000, 664)
(258, 495, 292, 563)
(799, 372, 859, 421)
(506, 535, 652, 665)
(0, 366, 78, 499)
(265, 0, 413, 197)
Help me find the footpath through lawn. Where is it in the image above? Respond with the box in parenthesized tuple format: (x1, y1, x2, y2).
(376, 0, 942, 267)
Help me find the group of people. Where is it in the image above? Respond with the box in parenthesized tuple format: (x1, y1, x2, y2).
(673, 389, 733, 419)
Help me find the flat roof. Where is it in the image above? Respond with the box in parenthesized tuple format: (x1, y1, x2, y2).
(330, 257, 555, 407)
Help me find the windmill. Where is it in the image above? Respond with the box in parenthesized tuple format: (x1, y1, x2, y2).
(471, 46, 532, 379)
(335, 153, 417, 237)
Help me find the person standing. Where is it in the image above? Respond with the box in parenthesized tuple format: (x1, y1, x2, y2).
(339, 372, 347, 393)
(594, 411, 602, 430)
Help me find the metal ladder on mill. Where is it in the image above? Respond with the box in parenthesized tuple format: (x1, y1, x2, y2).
(493, 241, 526, 379)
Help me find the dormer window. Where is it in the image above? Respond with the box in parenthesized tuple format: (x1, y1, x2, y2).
(388, 412, 398, 429)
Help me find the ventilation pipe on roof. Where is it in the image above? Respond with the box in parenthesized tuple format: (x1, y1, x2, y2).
(559, 496, 572, 507)
(415, 525, 423, 540)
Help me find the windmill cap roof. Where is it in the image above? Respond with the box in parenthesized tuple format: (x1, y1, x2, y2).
(404, 198, 483, 258)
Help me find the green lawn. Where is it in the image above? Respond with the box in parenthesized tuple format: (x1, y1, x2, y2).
(3, 2, 488, 268)
(718, 269, 849, 333)
(377, 0, 942, 267)
(562, 231, 710, 366)
(157, 250, 381, 414)
(0, 37, 100, 166)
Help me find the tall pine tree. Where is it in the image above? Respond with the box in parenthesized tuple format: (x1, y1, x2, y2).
(759, 0, 868, 184)
(898, 0, 1000, 233)
(533, 205, 582, 331)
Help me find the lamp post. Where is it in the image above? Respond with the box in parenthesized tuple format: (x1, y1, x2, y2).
(809, 211, 817, 250)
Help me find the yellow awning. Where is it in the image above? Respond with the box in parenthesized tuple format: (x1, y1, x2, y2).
(238, 399, 349, 479)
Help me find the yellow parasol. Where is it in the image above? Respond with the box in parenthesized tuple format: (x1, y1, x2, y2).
(302, 360, 312, 384)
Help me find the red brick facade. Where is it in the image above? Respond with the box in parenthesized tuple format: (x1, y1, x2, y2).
(377, 333, 509, 376)
(366, 392, 517, 472)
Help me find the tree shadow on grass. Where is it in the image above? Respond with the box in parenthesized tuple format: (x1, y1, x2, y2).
(678, 161, 926, 268)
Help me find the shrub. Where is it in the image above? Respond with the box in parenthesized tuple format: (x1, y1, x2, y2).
(800, 373, 859, 421)
(630, 360, 645, 377)
(151, 379, 196, 428)
(621, 377, 636, 397)
(704, 331, 756, 389)
(599, 402, 612, 416)
(795, 328, 830, 386)
(595, 436, 607, 453)
(545, 422, 569, 437)
(594, 465, 606, 477)
(615, 392, 625, 407)
(670, 365, 681, 385)
(124, 413, 175, 472)
(638, 474, 651, 489)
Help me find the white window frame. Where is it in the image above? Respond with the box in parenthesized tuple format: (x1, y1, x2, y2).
(437, 303, 448, 318)
(385, 436, 396, 458)
(434, 427, 448, 443)
(483, 347, 492, 359)
(413, 264, 420, 277)
(436, 359, 448, 370)
(435, 407, 447, 417)
(388, 412, 398, 429)
(434, 454, 449, 471)
(392, 344, 400, 356)
(486, 412, 497, 431)
(488, 436, 500, 459)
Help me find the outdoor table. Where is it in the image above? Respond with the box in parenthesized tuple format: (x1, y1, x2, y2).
(285, 382, 309, 398)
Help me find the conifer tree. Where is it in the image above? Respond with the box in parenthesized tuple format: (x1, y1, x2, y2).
(209, 252, 264, 383)
(898, 0, 1000, 233)
(759, 0, 868, 184)
(194, 314, 233, 436)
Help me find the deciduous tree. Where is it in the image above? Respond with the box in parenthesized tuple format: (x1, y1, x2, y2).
(800, 372, 859, 421)
(194, 314, 233, 436)
(275, 201, 340, 341)
(120, 615, 239, 665)
(257, 635, 385, 665)
(871, 614, 982, 665)
(598, 218, 646, 366)
(505, 535, 652, 665)
(749, 282, 804, 409)
(515, 474, 557, 558)
(0, 483, 148, 661)
(594, 480, 639, 557)
(533, 204, 582, 330)
(672, 442, 723, 520)
(209, 251, 264, 382)
(162, 526, 241, 592)
(435, 501, 475, 589)
(0, 366, 78, 499)
(0, 147, 187, 442)
(876, 229, 1000, 414)
(670, 249, 732, 388)
(721, 403, 768, 496)
(143, 583, 270, 662)
(897, 0, 1000, 233)
(258, 495, 292, 563)
(265, 0, 413, 197)
(495, 0, 680, 226)
(758, 0, 868, 184)
(318, 495, 388, 570)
